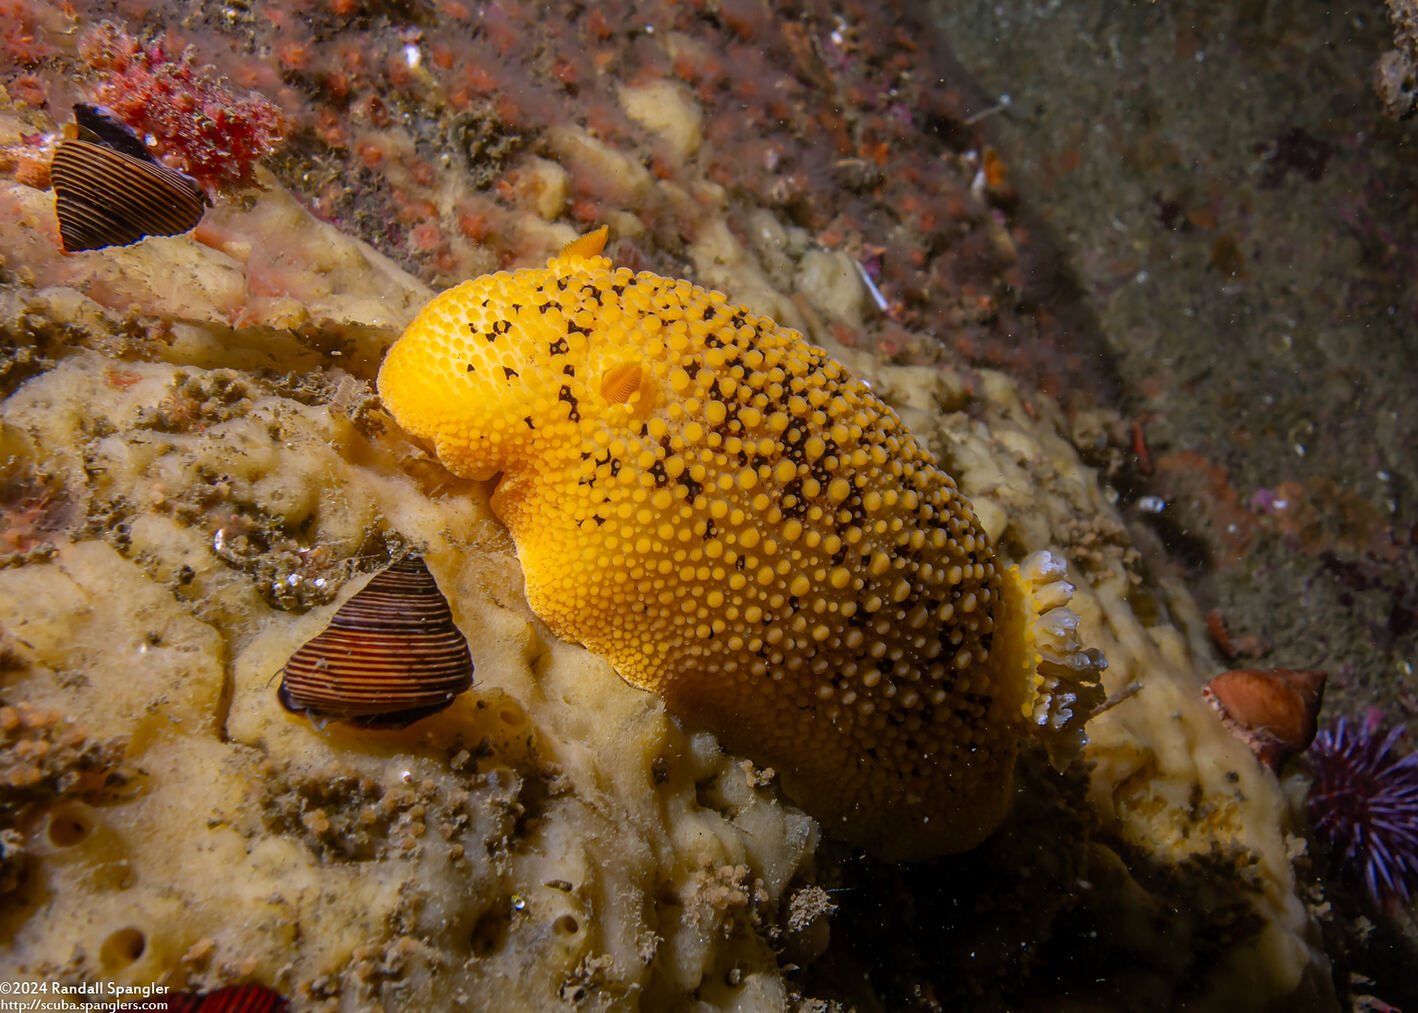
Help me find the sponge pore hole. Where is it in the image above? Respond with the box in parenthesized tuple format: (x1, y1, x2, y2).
(99, 927, 145, 970)
(47, 806, 91, 847)
(469, 908, 509, 957)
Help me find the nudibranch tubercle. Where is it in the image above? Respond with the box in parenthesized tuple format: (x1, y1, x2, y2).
(377, 227, 1106, 859)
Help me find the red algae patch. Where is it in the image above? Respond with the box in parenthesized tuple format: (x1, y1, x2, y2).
(78, 23, 285, 194)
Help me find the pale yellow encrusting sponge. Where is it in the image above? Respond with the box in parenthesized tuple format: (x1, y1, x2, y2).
(377, 227, 1106, 859)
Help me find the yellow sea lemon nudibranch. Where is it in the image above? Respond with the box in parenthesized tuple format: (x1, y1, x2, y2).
(377, 226, 1107, 860)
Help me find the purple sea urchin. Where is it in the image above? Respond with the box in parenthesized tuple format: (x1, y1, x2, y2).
(1307, 713, 1418, 906)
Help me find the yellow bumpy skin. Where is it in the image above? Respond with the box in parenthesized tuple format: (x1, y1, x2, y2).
(378, 228, 1105, 859)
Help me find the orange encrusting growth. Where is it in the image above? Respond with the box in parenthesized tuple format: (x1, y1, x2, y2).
(377, 227, 1105, 859)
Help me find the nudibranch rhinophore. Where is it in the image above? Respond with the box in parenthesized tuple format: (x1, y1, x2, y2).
(377, 227, 1106, 860)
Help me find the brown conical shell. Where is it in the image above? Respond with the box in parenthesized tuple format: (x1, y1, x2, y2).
(51, 138, 209, 253)
(277, 556, 473, 727)
(1201, 668, 1326, 771)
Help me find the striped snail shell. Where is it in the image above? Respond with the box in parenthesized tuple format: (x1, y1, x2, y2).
(51, 105, 209, 253)
(277, 555, 473, 728)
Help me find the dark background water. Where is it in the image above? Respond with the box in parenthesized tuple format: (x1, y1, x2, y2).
(932, 1, 1418, 731)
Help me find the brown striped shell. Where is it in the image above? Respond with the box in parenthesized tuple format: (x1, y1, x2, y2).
(51, 106, 209, 253)
(277, 556, 473, 727)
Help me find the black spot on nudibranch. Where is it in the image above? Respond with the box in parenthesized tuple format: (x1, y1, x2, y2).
(549, 336, 569, 355)
(503, 366, 519, 380)
(524, 416, 535, 429)
(465, 363, 476, 372)
(559, 385, 580, 421)
(678, 474, 703, 500)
